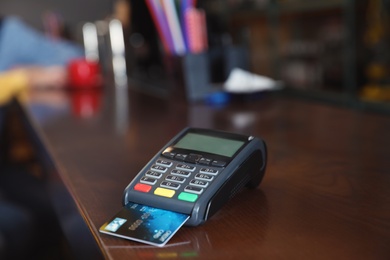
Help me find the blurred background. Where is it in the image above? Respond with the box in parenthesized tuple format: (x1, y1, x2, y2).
(1, 0, 390, 112)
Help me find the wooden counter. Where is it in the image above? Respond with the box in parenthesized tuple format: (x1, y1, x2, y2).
(16, 85, 390, 259)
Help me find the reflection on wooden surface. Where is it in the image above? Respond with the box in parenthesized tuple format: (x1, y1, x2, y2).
(18, 84, 390, 259)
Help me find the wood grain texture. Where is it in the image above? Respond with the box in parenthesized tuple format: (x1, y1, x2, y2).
(20, 87, 390, 259)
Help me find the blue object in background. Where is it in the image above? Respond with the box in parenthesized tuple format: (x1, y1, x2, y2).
(205, 91, 230, 106)
(0, 16, 83, 71)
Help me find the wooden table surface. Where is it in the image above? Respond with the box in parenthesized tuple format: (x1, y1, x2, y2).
(17, 85, 390, 259)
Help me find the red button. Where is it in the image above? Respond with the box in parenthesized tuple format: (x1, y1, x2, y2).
(134, 183, 152, 192)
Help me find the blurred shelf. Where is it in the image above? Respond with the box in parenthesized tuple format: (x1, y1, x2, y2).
(229, 0, 344, 19)
(281, 87, 390, 114)
(276, 0, 344, 14)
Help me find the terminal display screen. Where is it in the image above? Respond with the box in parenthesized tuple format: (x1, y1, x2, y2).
(174, 133, 245, 157)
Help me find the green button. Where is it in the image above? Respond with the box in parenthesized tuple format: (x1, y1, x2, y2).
(178, 192, 198, 202)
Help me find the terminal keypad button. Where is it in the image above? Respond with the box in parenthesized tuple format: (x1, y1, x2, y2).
(156, 159, 173, 167)
(190, 179, 209, 188)
(162, 152, 175, 159)
(200, 168, 219, 175)
(145, 171, 162, 178)
(184, 185, 203, 194)
(166, 175, 186, 183)
(151, 165, 168, 173)
(140, 176, 157, 185)
(134, 156, 223, 202)
(134, 183, 152, 193)
(178, 192, 198, 202)
(154, 187, 175, 198)
(211, 160, 226, 167)
(175, 154, 187, 161)
(177, 164, 195, 172)
(185, 154, 202, 163)
(160, 181, 180, 190)
(195, 173, 214, 181)
(198, 158, 212, 165)
(171, 169, 191, 177)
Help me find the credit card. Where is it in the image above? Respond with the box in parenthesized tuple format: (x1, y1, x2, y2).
(99, 202, 189, 247)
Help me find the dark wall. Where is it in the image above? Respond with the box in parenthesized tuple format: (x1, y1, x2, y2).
(0, 0, 113, 35)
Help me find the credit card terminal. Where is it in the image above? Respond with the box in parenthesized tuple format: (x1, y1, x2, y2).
(123, 127, 267, 226)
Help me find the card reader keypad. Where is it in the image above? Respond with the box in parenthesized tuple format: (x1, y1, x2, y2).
(133, 155, 224, 203)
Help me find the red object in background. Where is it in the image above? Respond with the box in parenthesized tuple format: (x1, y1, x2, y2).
(68, 59, 102, 88)
(71, 90, 102, 118)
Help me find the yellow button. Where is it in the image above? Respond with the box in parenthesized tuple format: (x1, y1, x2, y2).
(154, 187, 175, 198)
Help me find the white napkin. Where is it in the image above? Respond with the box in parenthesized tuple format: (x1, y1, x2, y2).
(223, 68, 282, 93)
